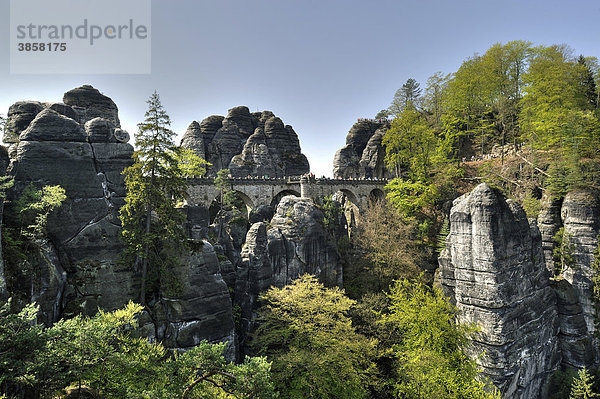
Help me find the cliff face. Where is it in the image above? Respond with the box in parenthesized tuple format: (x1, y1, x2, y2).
(333, 120, 390, 179)
(438, 184, 560, 399)
(234, 196, 343, 352)
(181, 107, 310, 178)
(2, 86, 236, 349)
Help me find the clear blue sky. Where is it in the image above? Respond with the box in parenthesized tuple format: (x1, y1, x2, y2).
(1, 0, 599, 176)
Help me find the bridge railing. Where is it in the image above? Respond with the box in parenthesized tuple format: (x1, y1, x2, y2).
(186, 176, 388, 185)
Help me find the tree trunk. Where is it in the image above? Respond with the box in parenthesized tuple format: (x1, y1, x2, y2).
(140, 206, 151, 304)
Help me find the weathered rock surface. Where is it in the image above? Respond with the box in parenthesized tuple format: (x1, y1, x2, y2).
(0, 146, 10, 300)
(181, 121, 206, 161)
(438, 183, 560, 399)
(333, 120, 390, 179)
(234, 196, 342, 352)
(9, 88, 134, 320)
(181, 107, 309, 177)
(560, 189, 600, 363)
(4, 101, 45, 143)
(538, 197, 563, 274)
(3, 86, 237, 353)
(551, 278, 594, 368)
(147, 240, 235, 356)
(62, 85, 120, 126)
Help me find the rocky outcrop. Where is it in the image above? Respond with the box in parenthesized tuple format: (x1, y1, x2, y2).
(62, 85, 121, 126)
(438, 183, 559, 399)
(8, 88, 134, 320)
(3, 87, 237, 352)
(333, 120, 390, 179)
(181, 107, 309, 177)
(4, 101, 45, 144)
(0, 146, 9, 300)
(145, 240, 236, 357)
(538, 197, 563, 274)
(235, 196, 342, 351)
(560, 189, 600, 362)
(536, 189, 600, 369)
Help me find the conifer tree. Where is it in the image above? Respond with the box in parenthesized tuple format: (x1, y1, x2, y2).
(570, 368, 599, 399)
(120, 92, 201, 304)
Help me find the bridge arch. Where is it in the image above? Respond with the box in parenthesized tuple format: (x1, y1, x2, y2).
(339, 189, 359, 206)
(271, 189, 301, 209)
(208, 190, 255, 223)
(369, 188, 385, 204)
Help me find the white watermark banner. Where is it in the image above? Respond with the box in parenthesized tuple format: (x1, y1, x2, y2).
(10, 0, 151, 74)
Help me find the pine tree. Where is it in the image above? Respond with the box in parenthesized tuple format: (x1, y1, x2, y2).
(120, 92, 191, 304)
(390, 78, 422, 114)
(570, 368, 599, 399)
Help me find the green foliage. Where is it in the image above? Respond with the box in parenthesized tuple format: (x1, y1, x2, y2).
(2, 184, 66, 299)
(380, 279, 499, 399)
(253, 275, 376, 399)
(569, 368, 599, 399)
(521, 193, 543, 218)
(0, 301, 276, 399)
(553, 227, 575, 276)
(547, 368, 578, 399)
(0, 300, 45, 390)
(13, 184, 66, 239)
(389, 78, 422, 115)
(345, 201, 423, 298)
(383, 107, 436, 180)
(175, 147, 210, 178)
(384, 178, 438, 217)
(435, 217, 450, 256)
(120, 91, 195, 303)
(321, 194, 343, 237)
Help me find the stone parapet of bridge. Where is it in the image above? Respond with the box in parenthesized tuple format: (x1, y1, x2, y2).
(186, 176, 387, 211)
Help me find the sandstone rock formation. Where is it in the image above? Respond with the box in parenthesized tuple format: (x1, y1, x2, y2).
(144, 240, 236, 356)
(2, 86, 236, 349)
(537, 190, 600, 368)
(8, 92, 134, 322)
(560, 189, 600, 363)
(333, 120, 390, 179)
(181, 107, 310, 178)
(438, 183, 560, 399)
(234, 196, 342, 351)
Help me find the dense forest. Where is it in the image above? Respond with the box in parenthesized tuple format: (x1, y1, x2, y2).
(2, 40, 600, 398)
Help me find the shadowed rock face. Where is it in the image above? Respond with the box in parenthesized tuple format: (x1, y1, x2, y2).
(560, 189, 600, 363)
(437, 183, 560, 399)
(181, 107, 309, 177)
(333, 120, 391, 179)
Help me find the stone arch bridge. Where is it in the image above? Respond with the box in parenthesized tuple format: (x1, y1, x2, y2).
(186, 176, 387, 212)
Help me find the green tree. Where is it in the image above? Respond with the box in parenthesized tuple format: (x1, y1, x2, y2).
(423, 72, 451, 127)
(383, 107, 436, 180)
(175, 147, 210, 178)
(380, 279, 499, 399)
(120, 91, 190, 304)
(569, 368, 598, 399)
(253, 275, 376, 399)
(578, 55, 598, 110)
(344, 201, 423, 297)
(389, 78, 422, 115)
(0, 300, 276, 399)
(520, 45, 599, 153)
